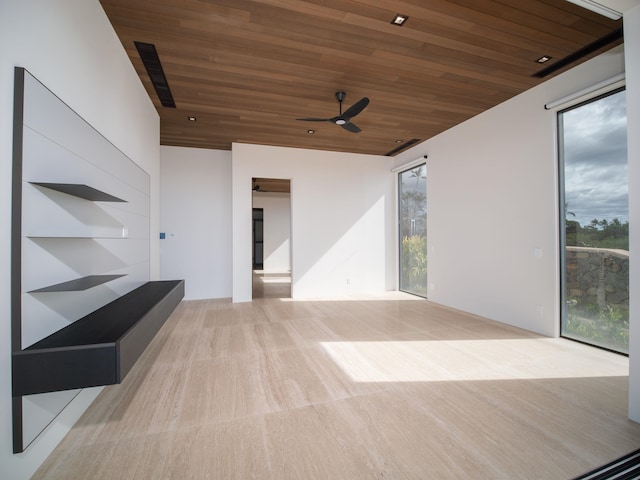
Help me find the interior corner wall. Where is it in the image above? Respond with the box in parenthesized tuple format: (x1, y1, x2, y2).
(232, 143, 394, 302)
(0, 1, 159, 478)
(160, 146, 233, 300)
(624, 4, 640, 423)
(252, 192, 292, 273)
(392, 46, 626, 338)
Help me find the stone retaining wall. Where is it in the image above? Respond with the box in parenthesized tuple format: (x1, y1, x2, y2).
(565, 246, 629, 309)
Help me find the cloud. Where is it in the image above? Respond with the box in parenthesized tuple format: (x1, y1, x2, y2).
(561, 90, 628, 226)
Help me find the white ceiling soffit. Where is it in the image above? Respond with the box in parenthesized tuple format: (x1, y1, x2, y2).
(565, 0, 622, 19)
(604, 0, 640, 13)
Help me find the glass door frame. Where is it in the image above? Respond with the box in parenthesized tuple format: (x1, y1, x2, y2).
(398, 162, 428, 298)
(557, 86, 628, 354)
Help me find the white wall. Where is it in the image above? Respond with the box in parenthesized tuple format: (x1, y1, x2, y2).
(160, 146, 232, 300)
(599, 0, 640, 14)
(0, 1, 159, 478)
(232, 143, 394, 302)
(393, 46, 626, 338)
(252, 192, 291, 272)
(623, 4, 640, 422)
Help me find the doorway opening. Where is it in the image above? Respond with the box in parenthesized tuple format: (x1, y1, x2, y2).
(252, 178, 292, 299)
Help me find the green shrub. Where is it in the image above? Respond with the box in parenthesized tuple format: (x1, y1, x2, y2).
(565, 301, 629, 352)
(401, 235, 427, 295)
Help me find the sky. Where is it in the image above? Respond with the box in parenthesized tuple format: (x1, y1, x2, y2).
(561, 89, 628, 228)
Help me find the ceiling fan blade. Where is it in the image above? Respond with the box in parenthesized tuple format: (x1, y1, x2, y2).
(341, 122, 361, 133)
(342, 97, 369, 120)
(296, 117, 331, 122)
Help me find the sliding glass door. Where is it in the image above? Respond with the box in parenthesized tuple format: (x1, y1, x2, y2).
(399, 164, 427, 297)
(559, 88, 629, 353)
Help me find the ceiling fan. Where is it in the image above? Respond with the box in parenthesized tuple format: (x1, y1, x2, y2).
(297, 91, 369, 133)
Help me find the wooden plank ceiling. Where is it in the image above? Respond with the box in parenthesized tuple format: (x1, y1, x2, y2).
(99, 0, 621, 156)
(253, 177, 290, 193)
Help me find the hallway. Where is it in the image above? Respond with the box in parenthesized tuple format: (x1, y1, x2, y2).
(252, 270, 291, 299)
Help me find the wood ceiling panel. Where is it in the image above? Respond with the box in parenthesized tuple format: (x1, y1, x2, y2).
(253, 178, 290, 193)
(100, 0, 622, 155)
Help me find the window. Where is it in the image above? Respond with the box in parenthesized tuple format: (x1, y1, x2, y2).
(399, 164, 427, 297)
(559, 88, 628, 353)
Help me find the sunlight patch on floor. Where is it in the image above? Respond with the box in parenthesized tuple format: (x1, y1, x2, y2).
(320, 338, 629, 383)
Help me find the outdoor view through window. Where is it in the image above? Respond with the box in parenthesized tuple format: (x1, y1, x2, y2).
(399, 164, 427, 297)
(559, 88, 628, 354)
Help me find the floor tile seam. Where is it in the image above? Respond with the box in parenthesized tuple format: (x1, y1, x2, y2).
(46, 426, 180, 455)
(165, 386, 404, 437)
(189, 332, 442, 362)
(188, 342, 317, 365)
(164, 410, 284, 435)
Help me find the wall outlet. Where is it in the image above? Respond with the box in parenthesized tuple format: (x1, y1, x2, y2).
(536, 305, 544, 316)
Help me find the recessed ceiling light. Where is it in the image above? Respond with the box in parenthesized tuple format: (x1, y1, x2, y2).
(395, 139, 403, 143)
(307, 129, 315, 134)
(187, 116, 197, 121)
(391, 14, 408, 26)
(536, 56, 552, 64)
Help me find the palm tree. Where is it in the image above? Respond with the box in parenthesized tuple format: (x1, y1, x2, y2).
(564, 201, 575, 219)
(410, 166, 424, 188)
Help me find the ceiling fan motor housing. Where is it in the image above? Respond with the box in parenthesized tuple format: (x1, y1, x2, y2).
(296, 91, 369, 133)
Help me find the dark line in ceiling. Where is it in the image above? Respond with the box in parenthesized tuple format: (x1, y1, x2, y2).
(533, 27, 623, 78)
(134, 41, 176, 108)
(385, 139, 421, 156)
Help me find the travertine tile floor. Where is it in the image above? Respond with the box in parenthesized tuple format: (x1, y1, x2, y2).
(33, 293, 640, 479)
(252, 270, 291, 299)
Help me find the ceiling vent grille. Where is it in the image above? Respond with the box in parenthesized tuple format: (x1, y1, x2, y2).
(134, 41, 176, 108)
(533, 27, 622, 78)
